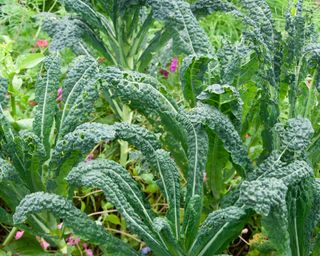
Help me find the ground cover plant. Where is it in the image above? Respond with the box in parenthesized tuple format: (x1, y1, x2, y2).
(2, 0, 320, 255)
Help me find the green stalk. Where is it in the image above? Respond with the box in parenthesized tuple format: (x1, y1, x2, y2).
(119, 105, 133, 167)
(8, 83, 16, 119)
(2, 227, 18, 246)
(128, 12, 154, 59)
(289, 56, 303, 118)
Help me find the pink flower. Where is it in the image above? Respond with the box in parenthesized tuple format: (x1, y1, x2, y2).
(86, 153, 94, 162)
(15, 230, 24, 240)
(56, 87, 63, 102)
(66, 235, 80, 246)
(57, 222, 63, 229)
(83, 243, 94, 256)
(85, 248, 94, 256)
(170, 58, 178, 72)
(36, 39, 48, 48)
(159, 69, 169, 78)
(36, 237, 50, 250)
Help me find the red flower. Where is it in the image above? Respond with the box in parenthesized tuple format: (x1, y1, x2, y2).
(159, 68, 169, 78)
(36, 39, 48, 48)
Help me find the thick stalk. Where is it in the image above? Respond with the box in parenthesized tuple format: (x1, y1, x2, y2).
(2, 227, 18, 246)
(119, 105, 133, 167)
(289, 56, 303, 118)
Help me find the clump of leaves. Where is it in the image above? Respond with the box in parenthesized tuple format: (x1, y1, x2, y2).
(2, 0, 320, 255)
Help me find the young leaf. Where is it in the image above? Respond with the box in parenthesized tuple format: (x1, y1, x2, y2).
(179, 113, 208, 248)
(180, 55, 212, 107)
(147, 0, 213, 56)
(33, 54, 61, 153)
(188, 206, 249, 256)
(57, 55, 100, 139)
(191, 104, 252, 177)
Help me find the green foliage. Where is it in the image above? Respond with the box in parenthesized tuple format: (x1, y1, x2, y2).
(39, 0, 212, 71)
(13, 192, 138, 255)
(33, 54, 61, 152)
(2, 0, 320, 255)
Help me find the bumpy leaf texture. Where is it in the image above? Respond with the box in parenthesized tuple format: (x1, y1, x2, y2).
(57, 55, 100, 140)
(179, 112, 208, 248)
(101, 67, 188, 168)
(0, 77, 8, 107)
(13, 192, 138, 256)
(180, 55, 212, 107)
(191, 0, 238, 17)
(114, 122, 181, 239)
(66, 160, 171, 256)
(147, 0, 213, 56)
(41, 14, 87, 54)
(33, 54, 61, 153)
(197, 84, 243, 130)
(49, 123, 116, 186)
(275, 117, 314, 153)
(191, 104, 252, 177)
(189, 206, 249, 256)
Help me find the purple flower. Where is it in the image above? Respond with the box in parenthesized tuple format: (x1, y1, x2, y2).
(85, 248, 94, 256)
(56, 87, 63, 102)
(170, 58, 178, 72)
(66, 235, 81, 246)
(141, 247, 151, 255)
(86, 153, 94, 162)
(159, 69, 169, 78)
(83, 244, 94, 256)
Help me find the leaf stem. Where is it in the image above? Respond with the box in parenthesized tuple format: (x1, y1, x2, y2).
(2, 227, 17, 247)
(119, 105, 133, 166)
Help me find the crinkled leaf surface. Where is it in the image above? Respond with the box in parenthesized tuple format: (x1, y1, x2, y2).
(13, 192, 138, 255)
(147, 0, 213, 56)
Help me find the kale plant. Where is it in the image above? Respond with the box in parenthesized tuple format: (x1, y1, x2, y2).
(9, 64, 320, 256)
(1, 0, 320, 255)
(0, 54, 101, 252)
(40, 0, 213, 71)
